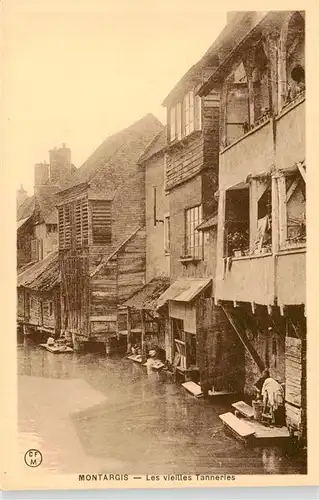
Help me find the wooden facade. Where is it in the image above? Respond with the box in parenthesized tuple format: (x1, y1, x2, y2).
(56, 114, 163, 346)
(17, 251, 61, 338)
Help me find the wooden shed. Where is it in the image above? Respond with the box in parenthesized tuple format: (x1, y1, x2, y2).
(17, 250, 61, 338)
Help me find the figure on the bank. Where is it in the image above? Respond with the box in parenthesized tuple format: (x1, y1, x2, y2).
(254, 368, 285, 426)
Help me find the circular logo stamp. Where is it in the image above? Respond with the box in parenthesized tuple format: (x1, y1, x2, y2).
(24, 449, 43, 467)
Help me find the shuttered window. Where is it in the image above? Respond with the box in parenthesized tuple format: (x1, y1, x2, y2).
(91, 200, 112, 245)
(58, 197, 89, 249)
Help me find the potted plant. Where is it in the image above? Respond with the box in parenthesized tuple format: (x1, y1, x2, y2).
(227, 230, 249, 257)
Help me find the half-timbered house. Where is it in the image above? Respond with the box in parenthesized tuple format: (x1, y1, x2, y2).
(198, 11, 306, 439)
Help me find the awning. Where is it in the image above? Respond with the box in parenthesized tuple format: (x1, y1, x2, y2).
(17, 216, 31, 231)
(124, 277, 170, 311)
(17, 251, 60, 292)
(196, 215, 218, 231)
(157, 277, 212, 309)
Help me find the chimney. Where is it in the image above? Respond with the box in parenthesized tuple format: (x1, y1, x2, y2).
(49, 143, 72, 187)
(34, 162, 50, 188)
(17, 184, 28, 210)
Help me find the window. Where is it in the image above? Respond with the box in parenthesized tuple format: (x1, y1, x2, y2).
(252, 43, 270, 123)
(168, 90, 202, 142)
(49, 301, 53, 317)
(285, 13, 305, 104)
(278, 170, 306, 248)
(170, 107, 176, 141)
(58, 197, 89, 249)
(164, 214, 170, 254)
(47, 224, 57, 234)
(183, 90, 195, 136)
(185, 205, 203, 259)
(223, 62, 249, 148)
(224, 186, 250, 257)
(224, 179, 273, 258)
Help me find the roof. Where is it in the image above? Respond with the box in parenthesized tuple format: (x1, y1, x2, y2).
(198, 12, 273, 96)
(156, 277, 212, 309)
(17, 251, 60, 292)
(162, 12, 251, 106)
(17, 216, 32, 231)
(60, 114, 163, 193)
(17, 196, 35, 221)
(138, 127, 167, 164)
(35, 189, 59, 224)
(196, 214, 218, 231)
(90, 226, 143, 278)
(123, 277, 170, 311)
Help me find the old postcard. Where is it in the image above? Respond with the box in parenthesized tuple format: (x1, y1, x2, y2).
(1, 0, 318, 491)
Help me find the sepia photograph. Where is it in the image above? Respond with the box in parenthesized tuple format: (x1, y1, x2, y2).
(2, 0, 318, 491)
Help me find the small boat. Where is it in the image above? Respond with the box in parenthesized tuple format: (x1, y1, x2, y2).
(39, 338, 73, 354)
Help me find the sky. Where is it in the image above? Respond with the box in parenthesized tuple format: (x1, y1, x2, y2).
(3, 0, 226, 194)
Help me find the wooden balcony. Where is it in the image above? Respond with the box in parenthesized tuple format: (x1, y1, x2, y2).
(219, 119, 273, 190)
(216, 254, 274, 305)
(216, 248, 306, 307)
(275, 97, 305, 171)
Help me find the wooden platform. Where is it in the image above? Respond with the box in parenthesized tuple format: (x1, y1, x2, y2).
(208, 390, 236, 398)
(220, 411, 291, 444)
(219, 412, 255, 440)
(181, 381, 203, 398)
(127, 354, 143, 364)
(39, 344, 73, 354)
(142, 360, 165, 371)
(232, 401, 254, 419)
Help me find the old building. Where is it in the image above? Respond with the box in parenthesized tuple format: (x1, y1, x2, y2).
(122, 127, 171, 360)
(56, 114, 162, 351)
(198, 11, 306, 437)
(17, 144, 75, 339)
(153, 21, 253, 395)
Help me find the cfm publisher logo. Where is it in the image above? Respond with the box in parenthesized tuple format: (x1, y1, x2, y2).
(24, 449, 43, 467)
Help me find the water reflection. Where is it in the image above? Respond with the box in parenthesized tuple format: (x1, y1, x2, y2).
(18, 341, 306, 475)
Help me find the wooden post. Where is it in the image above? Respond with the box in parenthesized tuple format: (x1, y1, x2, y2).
(277, 175, 287, 248)
(141, 309, 146, 362)
(127, 307, 132, 354)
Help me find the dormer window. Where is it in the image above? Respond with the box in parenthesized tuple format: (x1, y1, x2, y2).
(168, 89, 201, 142)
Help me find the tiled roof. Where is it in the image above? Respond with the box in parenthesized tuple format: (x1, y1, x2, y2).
(138, 127, 167, 164)
(123, 277, 170, 311)
(61, 114, 163, 192)
(17, 196, 35, 221)
(17, 251, 60, 291)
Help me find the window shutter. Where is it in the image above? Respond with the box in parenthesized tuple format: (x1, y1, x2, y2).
(58, 206, 65, 249)
(195, 95, 202, 130)
(64, 205, 71, 248)
(92, 201, 112, 244)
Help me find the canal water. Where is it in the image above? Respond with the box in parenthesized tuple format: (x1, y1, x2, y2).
(18, 340, 307, 475)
